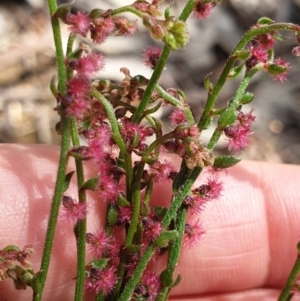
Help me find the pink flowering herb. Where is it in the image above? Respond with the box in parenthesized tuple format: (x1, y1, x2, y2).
(192, 0, 214, 20)
(183, 219, 205, 247)
(142, 46, 162, 69)
(60, 195, 87, 224)
(65, 12, 90, 37)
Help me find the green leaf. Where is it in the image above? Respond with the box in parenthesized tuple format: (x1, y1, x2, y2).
(267, 49, 274, 62)
(171, 274, 181, 287)
(117, 194, 131, 207)
(217, 109, 237, 129)
(267, 63, 288, 75)
(50, 76, 58, 98)
(89, 258, 109, 270)
(257, 17, 274, 25)
(154, 230, 178, 248)
(235, 50, 250, 60)
(228, 64, 244, 79)
(160, 268, 173, 288)
(63, 171, 75, 192)
(213, 156, 241, 168)
(66, 48, 83, 60)
(240, 92, 254, 105)
(204, 73, 213, 92)
(164, 6, 172, 19)
(108, 205, 118, 227)
(52, 2, 74, 20)
(89, 9, 104, 19)
(80, 175, 99, 191)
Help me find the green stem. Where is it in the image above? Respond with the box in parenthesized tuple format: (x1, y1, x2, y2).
(70, 118, 87, 301)
(119, 245, 156, 301)
(278, 244, 300, 301)
(197, 22, 300, 130)
(157, 208, 187, 301)
(155, 85, 194, 125)
(33, 1, 70, 300)
(91, 89, 133, 202)
(112, 5, 143, 18)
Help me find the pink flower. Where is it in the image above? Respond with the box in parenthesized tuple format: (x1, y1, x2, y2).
(142, 217, 162, 242)
(69, 52, 105, 76)
(193, 175, 223, 200)
(96, 174, 120, 204)
(65, 12, 90, 37)
(192, 0, 214, 20)
(246, 45, 268, 69)
(224, 110, 256, 152)
(113, 17, 138, 37)
(255, 33, 276, 50)
(170, 108, 187, 126)
(91, 17, 115, 44)
(67, 76, 90, 97)
(65, 97, 89, 120)
(142, 46, 162, 69)
(60, 195, 87, 224)
(136, 270, 161, 301)
(148, 160, 176, 182)
(85, 266, 117, 295)
(86, 231, 111, 258)
(183, 219, 205, 247)
(270, 57, 290, 83)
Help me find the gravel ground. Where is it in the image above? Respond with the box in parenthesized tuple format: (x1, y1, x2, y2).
(0, 0, 300, 163)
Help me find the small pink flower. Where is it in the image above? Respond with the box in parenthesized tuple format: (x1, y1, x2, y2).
(246, 45, 268, 69)
(117, 206, 133, 225)
(142, 46, 162, 69)
(255, 33, 276, 50)
(170, 108, 187, 126)
(65, 12, 90, 37)
(60, 195, 87, 224)
(193, 175, 223, 200)
(86, 231, 111, 258)
(183, 219, 205, 247)
(113, 17, 138, 37)
(271, 57, 290, 83)
(65, 97, 89, 120)
(192, 0, 214, 20)
(138, 270, 161, 301)
(97, 174, 119, 204)
(148, 160, 176, 182)
(85, 266, 117, 295)
(67, 76, 90, 97)
(225, 124, 251, 152)
(143, 217, 162, 241)
(69, 52, 105, 76)
(91, 17, 115, 44)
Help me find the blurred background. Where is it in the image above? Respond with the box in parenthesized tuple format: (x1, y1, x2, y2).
(0, 0, 300, 163)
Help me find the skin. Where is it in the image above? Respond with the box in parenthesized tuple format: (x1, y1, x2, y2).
(0, 144, 300, 301)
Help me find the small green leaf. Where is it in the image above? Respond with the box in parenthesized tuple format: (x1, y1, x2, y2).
(117, 194, 131, 207)
(217, 109, 237, 129)
(89, 258, 109, 270)
(153, 206, 168, 219)
(63, 171, 75, 192)
(160, 268, 173, 288)
(2, 245, 20, 253)
(171, 274, 181, 287)
(89, 9, 105, 19)
(154, 230, 178, 248)
(164, 6, 172, 19)
(80, 175, 99, 191)
(267, 49, 274, 62)
(52, 2, 74, 20)
(50, 76, 58, 98)
(108, 205, 118, 227)
(67, 48, 83, 60)
(235, 50, 250, 60)
(240, 92, 254, 105)
(257, 17, 274, 25)
(213, 156, 241, 168)
(204, 73, 213, 92)
(228, 64, 244, 79)
(267, 63, 288, 75)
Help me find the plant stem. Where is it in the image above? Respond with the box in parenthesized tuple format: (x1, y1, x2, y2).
(278, 244, 300, 301)
(197, 22, 300, 130)
(33, 1, 70, 300)
(70, 118, 87, 301)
